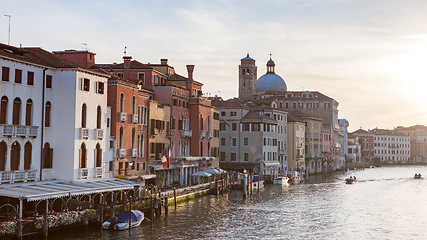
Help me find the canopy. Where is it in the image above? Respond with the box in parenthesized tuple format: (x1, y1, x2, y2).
(116, 210, 144, 223)
(204, 167, 221, 175)
(0, 178, 138, 202)
(191, 171, 212, 177)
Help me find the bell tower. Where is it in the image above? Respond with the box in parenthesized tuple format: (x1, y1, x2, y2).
(239, 54, 257, 100)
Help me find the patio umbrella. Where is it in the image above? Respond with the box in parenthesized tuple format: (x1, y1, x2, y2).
(191, 171, 212, 177)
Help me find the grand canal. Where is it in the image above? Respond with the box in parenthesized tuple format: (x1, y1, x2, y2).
(50, 166, 427, 239)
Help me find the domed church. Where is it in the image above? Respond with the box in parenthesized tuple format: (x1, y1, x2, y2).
(238, 54, 287, 100)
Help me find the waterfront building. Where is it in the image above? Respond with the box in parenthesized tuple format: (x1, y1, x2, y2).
(347, 135, 362, 167)
(321, 124, 333, 171)
(0, 44, 112, 182)
(395, 125, 427, 163)
(238, 54, 257, 101)
(349, 128, 375, 165)
(335, 119, 349, 169)
(371, 128, 411, 163)
(286, 116, 306, 171)
(288, 110, 323, 174)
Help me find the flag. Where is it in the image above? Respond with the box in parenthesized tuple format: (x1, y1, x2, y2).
(161, 145, 172, 169)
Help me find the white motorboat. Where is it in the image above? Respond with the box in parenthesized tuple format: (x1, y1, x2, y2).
(103, 210, 144, 230)
(273, 176, 289, 185)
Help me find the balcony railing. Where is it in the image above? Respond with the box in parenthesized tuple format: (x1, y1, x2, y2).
(208, 131, 213, 139)
(0, 125, 39, 138)
(80, 128, 89, 139)
(279, 150, 286, 155)
(132, 148, 138, 157)
(0, 170, 37, 184)
(200, 131, 206, 139)
(119, 149, 126, 158)
(132, 114, 138, 124)
(180, 130, 192, 138)
(79, 168, 88, 180)
(94, 167, 102, 178)
(119, 112, 127, 122)
(95, 129, 104, 140)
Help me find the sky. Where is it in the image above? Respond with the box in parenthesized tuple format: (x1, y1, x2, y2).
(1, 0, 427, 132)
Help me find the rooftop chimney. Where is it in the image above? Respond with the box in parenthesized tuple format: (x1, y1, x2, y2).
(186, 65, 195, 80)
(123, 56, 132, 68)
(160, 59, 168, 65)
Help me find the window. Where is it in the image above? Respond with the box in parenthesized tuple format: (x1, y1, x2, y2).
(26, 99, 33, 126)
(221, 111, 225, 116)
(214, 112, 220, 120)
(200, 116, 204, 130)
(232, 138, 237, 146)
(96, 106, 101, 129)
(231, 153, 237, 161)
(244, 137, 248, 146)
(15, 69, 22, 83)
(27, 71, 34, 85)
(230, 112, 237, 116)
(132, 96, 136, 115)
(45, 102, 51, 127)
(43, 143, 53, 168)
(95, 143, 102, 168)
(46, 75, 52, 88)
(220, 122, 226, 131)
(0, 96, 8, 124)
(119, 93, 124, 112)
(232, 123, 237, 131)
(119, 127, 124, 149)
(12, 98, 21, 125)
(2, 67, 9, 82)
(82, 78, 90, 91)
(96, 81, 104, 94)
(81, 104, 87, 128)
(79, 143, 87, 168)
(220, 152, 226, 161)
(24, 142, 32, 170)
(221, 138, 225, 146)
(117, 73, 124, 78)
(138, 73, 145, 84)
(244, 153, 249, 161)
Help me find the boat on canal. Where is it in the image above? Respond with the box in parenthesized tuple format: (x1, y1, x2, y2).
(231, 173, 264, 190)
(273, 176, 290, 185)
(345, 177, 357, 184)
(103, 210, 144, 230)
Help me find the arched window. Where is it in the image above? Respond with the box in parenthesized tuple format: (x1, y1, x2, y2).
(132, 96, 136, 114)
(119, 93, 124, 112)
(242, 69, 245, 75)
(200, 115, 203, 131)
(96, 106, 101, 129)
(131, 128, 136, 149)
(200, 142, 203, 156)
(0, 141, 6, 171)
(81, 104, 87, 128)
(119, 127, 124, 149)
(24, 142, 32, 170)
(138, 134, 144, 157)
(12, 98, 21, 125)
(138, 106, 142, 124)
(45, 102, 51, 127)
(143, 106, 147, 125)
(0, 96, 8, 124)
(43, 143, 52, 168)
(95, 143, 102, 168)
(207, 142, 210, 157)
(10, 141, 20, 171)
(26, 99, 33, 126)
(80, 143, 87, 168)
(207, 116, 211, 131)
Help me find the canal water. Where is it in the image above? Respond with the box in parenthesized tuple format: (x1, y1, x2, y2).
(50, 166, 427, 239)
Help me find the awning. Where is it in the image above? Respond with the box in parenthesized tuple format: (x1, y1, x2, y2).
(0, 178, 138, 202)
(263, 161, 281, 167)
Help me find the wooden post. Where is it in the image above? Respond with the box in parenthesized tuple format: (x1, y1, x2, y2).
(173, 187, 177, 209)
(43, 214, 48, 239)
(17, 200, 22, 239)
(128, 196, 132, 232)
(164, 197, 168, 214)
(100, 193, 104, 232)
(258, 175, 260, 192)
(123, 192, 127, 212)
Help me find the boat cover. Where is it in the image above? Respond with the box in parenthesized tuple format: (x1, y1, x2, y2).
(116, 210, 144, 223)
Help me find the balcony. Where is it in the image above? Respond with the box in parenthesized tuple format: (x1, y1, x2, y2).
(95, 129, 104, 140)
(0, 125, 39, 138)
(119, 149, 126, 158)
(208, 131, 213, 139)
(132, 148, 138, 157)
(279, 150, 286, 155)
(79, 168, 88, 180)
(132, 114, 138, 124)
(94, 167, 102, 178)
(200, 131, 206, 139)
(180, 130, 192, 138)
(0, 170, 37, 184)
(119, 112, 127, 122)
(80, 128, 89, 139)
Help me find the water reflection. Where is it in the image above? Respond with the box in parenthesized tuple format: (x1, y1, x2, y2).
(50, 166, 427, 240)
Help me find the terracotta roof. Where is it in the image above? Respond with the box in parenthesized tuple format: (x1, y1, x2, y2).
(169, 73, 188, 81)
(287, 115, 304, 123)
(288, 110, 321, 121)
(94, 60, 153, 70)
(262, 91, 335, 102)
(211, 98, 248, 108)
(351, 129, 370, 135)
(0, 43, 85, 69)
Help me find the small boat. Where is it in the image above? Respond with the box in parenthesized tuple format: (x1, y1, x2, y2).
(414, 176, 423, 179)
(273, 176, 289, 185)
(103, 210, 144, 230)
(231, 174, 264, 190)
(345, 177, 357, 184)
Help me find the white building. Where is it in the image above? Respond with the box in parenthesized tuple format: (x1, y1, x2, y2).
(0, 43, 112, 183)
(372, 128, 411, 163)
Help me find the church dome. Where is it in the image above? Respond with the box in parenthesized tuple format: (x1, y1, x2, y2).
(254, 58, 287, 95)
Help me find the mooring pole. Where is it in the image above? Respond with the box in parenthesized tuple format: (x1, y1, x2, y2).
(128, 196, 132, 232)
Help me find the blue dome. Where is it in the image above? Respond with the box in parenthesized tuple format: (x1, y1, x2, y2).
(254, 73, 287, 95)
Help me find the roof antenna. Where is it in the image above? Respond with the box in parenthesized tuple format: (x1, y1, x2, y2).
(81, 43, 87, 50)
(124, 46, 127, 56)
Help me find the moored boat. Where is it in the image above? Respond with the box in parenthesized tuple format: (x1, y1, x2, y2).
(345, 177, 358, 184)
(273, 176, 290, 185)
(103, 210, 144, 230)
